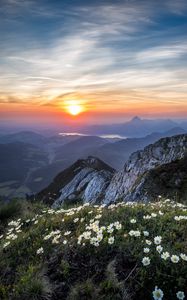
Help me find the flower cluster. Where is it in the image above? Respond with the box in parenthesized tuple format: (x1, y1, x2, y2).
(1, 198, 186, 299)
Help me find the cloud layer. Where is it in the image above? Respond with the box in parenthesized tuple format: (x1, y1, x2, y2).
(0, 0, 187, 121)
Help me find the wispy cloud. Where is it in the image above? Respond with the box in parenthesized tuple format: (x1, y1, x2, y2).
(136, 43, 187, 62)
(0, 0, 187, 119)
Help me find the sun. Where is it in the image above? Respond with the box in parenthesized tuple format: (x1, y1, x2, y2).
(65, 100, 84, 116)
(68, 104, 82, 116)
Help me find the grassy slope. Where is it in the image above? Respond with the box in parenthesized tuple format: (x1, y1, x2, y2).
(0, 199, 187, 300)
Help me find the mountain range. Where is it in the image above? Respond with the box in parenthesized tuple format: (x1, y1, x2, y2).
(0, 117, 186, 199)
(36, 134, 187, 206)
(79, 116, 185, 137)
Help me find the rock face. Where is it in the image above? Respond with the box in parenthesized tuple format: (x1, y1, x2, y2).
(104, 134, 187, 203)
(36, 156, 115, 206)
(124, 156, 187, 203)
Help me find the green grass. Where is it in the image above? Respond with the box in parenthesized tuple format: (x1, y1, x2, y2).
(0, 199, 187, 299)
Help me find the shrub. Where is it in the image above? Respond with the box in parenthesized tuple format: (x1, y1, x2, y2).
(0, 199, 22, 224)
(14, 266, 52, 300)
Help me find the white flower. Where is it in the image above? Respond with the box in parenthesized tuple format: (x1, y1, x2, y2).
(108, 236, 114, 245)
(143, 231, 149, 237)
(95, 214, 102, 219)
(161, 252, 170, 260)
(156, 245, 163, 253)
(129, 230, 141, 237)
(151, 213, 157, 218)
(64, 231, 71, 236)
(6, 234, 18, 240)
(100, 226, 106, 231)
(152, 286, 164, 300)
(142, 257, 151, 266)
(8, 220, 20, 227)
(154, 236, 162, 245)
(52, 234, 61, 244)
(143, 248, 150, 254)
(36, 247, 44, 255)
(63, 240, 67, 245)
(130, 219, 136, 224)
(176, 291, 185, 300)
(145, 239, 152, 245)
(143, 215, 152, 220)
(180, 253, 187, 261)
(107, 223, 114, 232)
(97, 234, 103, 242)
(3, 241, 10, 248)
(73, 218, 79, 223)
(171, 255, 180, 263)
(82, 231, 92, 240)
(114, 221, 122, 230)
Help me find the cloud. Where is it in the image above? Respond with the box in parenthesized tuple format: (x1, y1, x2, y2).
(0, 0, 187, 116)
(136, 43, 187, 62)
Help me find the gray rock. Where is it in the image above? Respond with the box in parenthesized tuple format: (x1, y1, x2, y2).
(104, 134, 187, 203)
(52, 157, 114, 208)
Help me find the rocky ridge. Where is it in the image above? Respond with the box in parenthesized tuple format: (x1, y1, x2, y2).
(104, 134, 187, 203)
(36, 156, 115, 206)
(38, 134, 187, 207)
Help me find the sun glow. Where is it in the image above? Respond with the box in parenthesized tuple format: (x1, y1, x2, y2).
(65, 100, 84, 116)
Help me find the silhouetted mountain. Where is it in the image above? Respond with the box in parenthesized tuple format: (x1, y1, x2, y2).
(0, 131, 46, 147)
(55, 136, 108, 160)
(80, 117, 179, 137)
(0, 142, 48, 198)
(0, 131, 81, 149)
(0, 135, 109, 198)
(179, 121, 187, 131)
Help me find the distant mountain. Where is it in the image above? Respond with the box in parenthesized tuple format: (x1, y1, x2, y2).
(36, 156, 115, 205)
(179, 121, 187, 131)
(0, 135, 109, 198)
(0, 127, 186, 199)
(0, 142, 48, 198)
(0, 131, 46, 147)
(29, 128, 185, 193)
(0, 131, 81, 148)
(80, 116, 179, 137)
(93, 126, 186, 169)
(55, 136, 108, 160)
(42, 134, 187, 207)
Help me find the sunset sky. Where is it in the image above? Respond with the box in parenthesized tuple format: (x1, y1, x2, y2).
(0, 0, 187, 126)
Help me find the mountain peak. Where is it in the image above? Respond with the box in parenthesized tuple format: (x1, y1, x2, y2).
(36, 156, 115, 205)
(131, 116, 141, 122)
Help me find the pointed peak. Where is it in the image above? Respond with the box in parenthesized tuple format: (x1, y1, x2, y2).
(131, 116, 141, 122)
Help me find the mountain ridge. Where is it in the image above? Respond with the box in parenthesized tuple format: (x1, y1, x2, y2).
(104, 134, 187, 203)
(37, 134, 187, 207)
(36, 156, 115, 205)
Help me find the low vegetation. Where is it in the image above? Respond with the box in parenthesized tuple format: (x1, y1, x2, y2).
(0, 198, 187, 299)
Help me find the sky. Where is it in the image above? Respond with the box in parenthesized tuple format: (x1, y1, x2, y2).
(0, 0, 187, 126)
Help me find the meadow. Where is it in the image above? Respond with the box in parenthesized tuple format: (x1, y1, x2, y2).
(0, 198, 186, 300)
